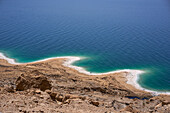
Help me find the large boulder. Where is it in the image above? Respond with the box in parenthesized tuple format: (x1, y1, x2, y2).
(16, 71, 52, 91)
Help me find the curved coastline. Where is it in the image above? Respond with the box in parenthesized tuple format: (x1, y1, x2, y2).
(0, 52, 170, 95)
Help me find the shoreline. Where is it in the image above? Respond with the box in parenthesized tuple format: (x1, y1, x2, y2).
(0, 52, 170, 95)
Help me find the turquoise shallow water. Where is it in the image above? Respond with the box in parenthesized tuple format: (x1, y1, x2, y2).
(0, 0, 170, 92)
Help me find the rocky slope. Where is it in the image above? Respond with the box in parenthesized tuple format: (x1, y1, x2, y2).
(0, 58, 170, 113)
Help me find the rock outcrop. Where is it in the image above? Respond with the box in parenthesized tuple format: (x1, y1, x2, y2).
(16, 71, 52, 91)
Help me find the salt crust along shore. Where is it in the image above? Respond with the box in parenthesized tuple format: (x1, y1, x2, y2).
(0, 52, 170, 95)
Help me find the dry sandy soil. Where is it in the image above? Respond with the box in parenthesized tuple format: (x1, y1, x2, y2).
(0, 58, 170, 113)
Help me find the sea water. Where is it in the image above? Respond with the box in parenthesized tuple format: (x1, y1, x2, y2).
(0, 0, 170, 92)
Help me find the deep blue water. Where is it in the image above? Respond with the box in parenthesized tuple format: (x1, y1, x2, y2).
(0, 0, 170, 92)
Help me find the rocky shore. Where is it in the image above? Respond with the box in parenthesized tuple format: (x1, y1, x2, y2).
(0, 58, 170, 113)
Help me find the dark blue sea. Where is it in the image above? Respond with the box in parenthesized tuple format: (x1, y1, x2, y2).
(0, 0, 170, 92)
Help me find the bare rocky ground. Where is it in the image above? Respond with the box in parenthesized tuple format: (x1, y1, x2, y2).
(0, 58, 170, 113)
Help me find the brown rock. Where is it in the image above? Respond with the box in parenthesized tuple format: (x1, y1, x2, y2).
(35, 89, 41, 94)
(49, 92, 57, 101)
(16, 73, 52, 91)
(162, 101, 170, 106)
(4, 85, 15, 93)
(89, 100, 100, 107)
(121, 105, 139, 113)
(45, 89, 51, 94)
(63, 95, 70, 102)
(56, 94, 63, 102)
(155, 102, 162, 109)
(64, 99, 71, 104)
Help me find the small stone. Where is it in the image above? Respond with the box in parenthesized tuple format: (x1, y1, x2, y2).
(64, 99, 71, 104)
(56, 95, 63, 102)
(39, 95, 44, 99)
(162, 101, 170, 106)
(4, 85, 15, 93)
(49, 92, 57, 101)
(155, 103, 162, 109)
(89, 100, 100, 107)
(45, 90, 51, 94)
(35, 89, 41, 94)
(58, 102, 62, 105)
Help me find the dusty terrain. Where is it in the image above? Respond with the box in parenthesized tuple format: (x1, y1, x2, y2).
(0, 58, 170, 113)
